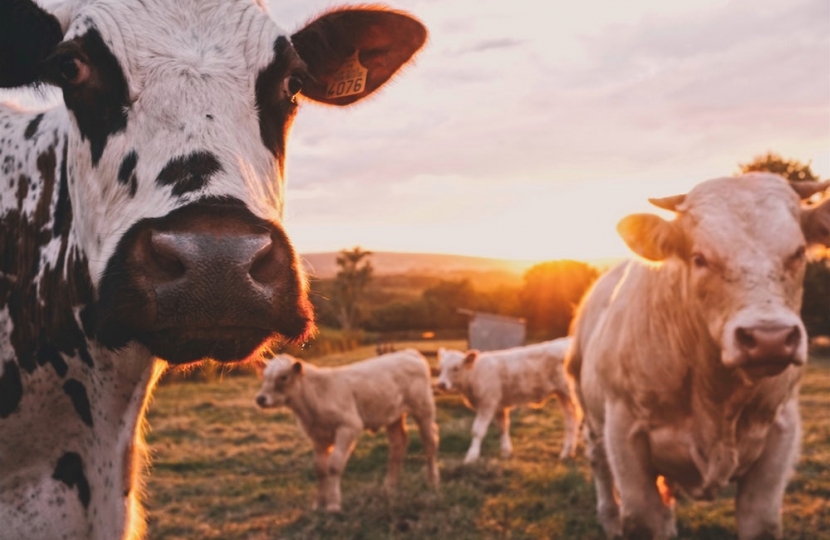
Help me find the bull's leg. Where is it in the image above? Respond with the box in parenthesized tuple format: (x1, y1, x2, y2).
(735, 399, 800, 540)
(585, 424, 622, 539)
(605, 403, 675, 540)
(384, 415, 409, 490)
(312, 443, 333, 510)
(556, 390, 580, 459)
(414, 409, 440, 487)
(495, 408, 513, 458)
(325, 426, 360, 512)
(465, 405, 497, 463)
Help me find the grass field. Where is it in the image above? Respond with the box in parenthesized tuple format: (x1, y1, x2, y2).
(143, 344, 830, 539)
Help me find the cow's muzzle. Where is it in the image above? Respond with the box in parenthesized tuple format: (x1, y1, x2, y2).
(727, 323, 806, 377)
(95, 199, 314, 364)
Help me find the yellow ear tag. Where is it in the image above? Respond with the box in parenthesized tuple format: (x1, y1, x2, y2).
(326, 52, 368, 99)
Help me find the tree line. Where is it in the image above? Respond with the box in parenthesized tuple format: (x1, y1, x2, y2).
(311, 152, 830, 342)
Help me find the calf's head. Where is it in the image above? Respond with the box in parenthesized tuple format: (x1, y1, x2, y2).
(436, 348, 478, 391)
(255, 354, 303, 408)
(618, 173, 830, 378)
(1, 0, 426, 363)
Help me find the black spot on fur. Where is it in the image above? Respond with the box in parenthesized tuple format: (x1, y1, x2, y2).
(0, 0, 63, 87)
(36, 343, 68, 377)
(0, 361, 23, 418)
(255, 36, 298, 171)
(118, 151, 138, 197)
(52, 452, 91, 509)
(24, 113, 44, 139)
(50, 28, 130, 166)
(63, 379, 93, 427)
(156, 151, 222, 196)
(53, 139, 70, 237)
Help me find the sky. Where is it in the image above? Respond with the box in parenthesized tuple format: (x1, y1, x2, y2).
(5, 0, 829, 263)
(270, 0, 829, 262)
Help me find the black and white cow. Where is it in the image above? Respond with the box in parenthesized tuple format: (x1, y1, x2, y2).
(0, 1, 426, 538)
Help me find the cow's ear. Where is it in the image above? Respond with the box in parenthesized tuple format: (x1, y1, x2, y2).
(617, 213, 685, 262)
(801, 196, 830, 246)
(291, 8, 426, 106)
(291, 361, 303, 375)
(463, 351, 479, 367)
(0, 0, 65, 88)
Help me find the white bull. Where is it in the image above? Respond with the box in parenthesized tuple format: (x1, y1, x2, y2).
(567, 173, 830, 540)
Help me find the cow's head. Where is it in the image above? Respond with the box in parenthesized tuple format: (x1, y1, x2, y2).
(1, 0, 426, 364)
(618, 173, 830, 378)
(254, 354, 302, 408)
(435, 347, 478, 391)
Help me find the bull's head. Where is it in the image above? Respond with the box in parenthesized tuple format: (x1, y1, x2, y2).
(617, 173, 830, 378)
(0, 0, 426, 364)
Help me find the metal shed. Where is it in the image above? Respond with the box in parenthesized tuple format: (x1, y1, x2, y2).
(458, 309, 526, 352)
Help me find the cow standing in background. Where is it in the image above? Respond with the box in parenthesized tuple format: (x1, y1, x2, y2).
(436, 338, 579, 463)
(255, 350, 440, 512)
(567, 174, 830, 540)
(0, 1, 426, 538)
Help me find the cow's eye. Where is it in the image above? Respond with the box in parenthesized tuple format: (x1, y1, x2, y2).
(56, 54, 89, 86)
(691, 253, 708, 269)
(278, 374, 288, 382)
(789, 246, 807, 264)
(285, 74, 304, 99)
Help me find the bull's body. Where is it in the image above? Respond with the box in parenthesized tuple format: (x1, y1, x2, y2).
(568, 174, 830, 540)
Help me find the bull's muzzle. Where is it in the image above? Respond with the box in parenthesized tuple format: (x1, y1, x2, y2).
(732, 324, 805, 376)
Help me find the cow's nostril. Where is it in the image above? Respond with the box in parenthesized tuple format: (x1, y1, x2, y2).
(255, 395, 267, 407)
(735, 327, 756, 350)
(148, 231, 186, 278)
(249, 235, 290, 285)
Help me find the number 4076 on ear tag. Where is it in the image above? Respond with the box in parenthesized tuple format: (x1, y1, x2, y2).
(326, 52, 368, 98)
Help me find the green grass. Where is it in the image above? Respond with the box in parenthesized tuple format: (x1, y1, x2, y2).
(144, 349, 830, 539)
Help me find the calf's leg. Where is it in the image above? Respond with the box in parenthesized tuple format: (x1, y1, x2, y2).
(465, 405, 497, 463)
(735, 399, 800, 540)
(326, 426, 360, 512)
(495, 408, 513, 458)
(384, 415, 409, 490)
(556, 389, 580, 459)
(414, 408, 440, 487)
(312, 443, 333, 510)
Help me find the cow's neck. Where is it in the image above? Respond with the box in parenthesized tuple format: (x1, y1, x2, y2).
(642, 261, 789, 496)
(0, 105, 163, 539)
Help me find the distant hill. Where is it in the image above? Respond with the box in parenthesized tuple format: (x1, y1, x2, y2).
(300, 251, 539, 280)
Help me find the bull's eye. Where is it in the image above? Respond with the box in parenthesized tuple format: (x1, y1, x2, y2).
(278, 374, 288, 382)
(285, 74, 304, 99)
(57, 55, 89, 86)
(691, 252, 708, 269)
(789, 246, 807, 265)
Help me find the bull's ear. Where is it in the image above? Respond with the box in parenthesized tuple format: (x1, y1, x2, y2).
(617, 213, 685, 261)
(801, 196, 830, 246)
(291, 360, 303, 375)
(0, 0, 64, 88)
(291, 8, 426, 106)
(463, 351, 479, 367)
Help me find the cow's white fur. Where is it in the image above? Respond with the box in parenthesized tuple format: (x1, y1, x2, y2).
(52, 0, 289, 284)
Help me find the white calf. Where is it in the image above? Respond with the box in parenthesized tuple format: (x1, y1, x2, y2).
(255, 350, 440, 512)
(436, 338, 579, 463)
